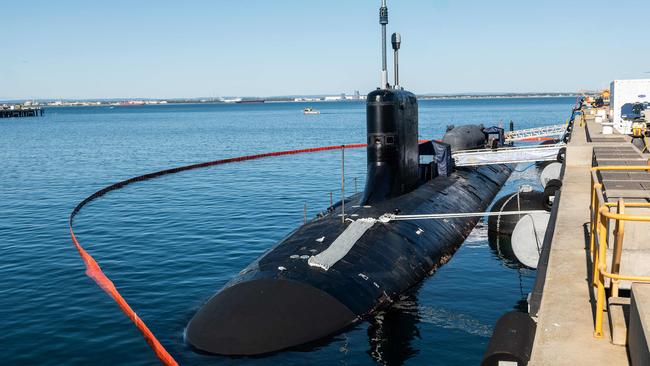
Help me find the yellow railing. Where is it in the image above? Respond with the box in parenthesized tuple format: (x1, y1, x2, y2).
(589, 166, 650, 338)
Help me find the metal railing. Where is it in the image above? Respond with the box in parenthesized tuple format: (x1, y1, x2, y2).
(504, 124, 568, 142)
(589, 165, 650, 338)
(452, 144, 566, 166)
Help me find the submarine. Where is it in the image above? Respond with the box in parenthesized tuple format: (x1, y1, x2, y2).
(186, 1, 512, 356)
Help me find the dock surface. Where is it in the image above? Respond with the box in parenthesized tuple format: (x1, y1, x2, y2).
(528, 112, 648, 365)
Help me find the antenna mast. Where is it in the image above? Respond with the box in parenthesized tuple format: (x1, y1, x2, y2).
(391, 32, 401, 88)
(379, 0, 389, 89)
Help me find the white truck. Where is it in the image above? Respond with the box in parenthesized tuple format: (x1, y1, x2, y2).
(610, 79, 650, 134)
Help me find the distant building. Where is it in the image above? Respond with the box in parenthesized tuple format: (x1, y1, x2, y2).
(221, 97, 242, 103)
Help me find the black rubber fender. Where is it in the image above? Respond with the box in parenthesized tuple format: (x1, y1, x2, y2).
(487, 190, 549, 236)
(556, 147, 566, 163)
(543, 179, 562, 210)
(481, 311, 536, 366)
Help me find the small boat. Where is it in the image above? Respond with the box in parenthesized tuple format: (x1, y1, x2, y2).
(303, 107, 320, 115)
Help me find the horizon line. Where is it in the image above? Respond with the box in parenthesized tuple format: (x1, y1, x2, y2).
(0, 91, 586, 102)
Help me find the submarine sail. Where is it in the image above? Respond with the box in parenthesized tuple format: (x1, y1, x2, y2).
(186, 1, 511, 356)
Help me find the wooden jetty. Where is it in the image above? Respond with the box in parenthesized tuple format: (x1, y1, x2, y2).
(0, 107, 44, 118)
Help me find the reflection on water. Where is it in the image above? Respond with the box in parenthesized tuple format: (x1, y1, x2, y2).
(396, 302, 494, 338)
(486, 228, 537, 313)
(463, 222, 490, 249)
(367, 293, 421, 366)
(367, 290, 497, 365)
(488, 231, 521, 269)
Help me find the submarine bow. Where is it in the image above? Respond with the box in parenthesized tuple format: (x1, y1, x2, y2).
(187, 279, 356, 355)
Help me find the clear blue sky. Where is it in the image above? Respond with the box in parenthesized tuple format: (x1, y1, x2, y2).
(2, 0, 649, 99)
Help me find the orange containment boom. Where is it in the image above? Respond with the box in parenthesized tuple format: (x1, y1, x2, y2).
(68, 143, 367, 365)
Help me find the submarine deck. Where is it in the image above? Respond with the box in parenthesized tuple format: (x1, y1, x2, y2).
(529, 110, 650, 365)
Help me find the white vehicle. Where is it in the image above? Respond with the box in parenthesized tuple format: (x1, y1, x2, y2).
(610, 79, 650, 134)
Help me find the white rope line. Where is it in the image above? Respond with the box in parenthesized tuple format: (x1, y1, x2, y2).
(379, 210, 548, 222)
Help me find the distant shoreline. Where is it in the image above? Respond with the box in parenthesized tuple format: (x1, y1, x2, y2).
(418, 94, 578, 100)
(8, 94, 579, 108)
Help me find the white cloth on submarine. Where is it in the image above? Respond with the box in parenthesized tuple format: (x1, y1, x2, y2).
(452, 144, 565, 167)
(308, 218, 377, 271)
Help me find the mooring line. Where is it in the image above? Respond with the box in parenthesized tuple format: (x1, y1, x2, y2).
(68, 143, 366, 365)
(380, 210, 548, 222)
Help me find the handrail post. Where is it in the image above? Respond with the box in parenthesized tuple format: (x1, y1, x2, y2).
(592, 205, 601, 287)
(593, 190, 605, 287)
(611, 199, 625, 298)
(589, 175, 594, 252)
(594, 208, 608, 338)
(594, 264, 606, 338)
(590, 178, 601, 254)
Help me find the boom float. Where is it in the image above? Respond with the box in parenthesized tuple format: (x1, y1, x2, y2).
(186, 1, 512, 355)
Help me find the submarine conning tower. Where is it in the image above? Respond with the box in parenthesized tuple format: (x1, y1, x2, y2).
(362, 89, 419, 205)
(361, 1, 419, 205)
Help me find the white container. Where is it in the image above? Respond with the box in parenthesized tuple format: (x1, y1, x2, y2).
(602, 124, 614, 135)
(595, 116, 603, 123)
(610, 79, 650, 134)
(596, 109, 607, 117)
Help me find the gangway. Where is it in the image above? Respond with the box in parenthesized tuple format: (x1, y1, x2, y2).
(505, 124, 567, 142)
(452, 144, 565, 167)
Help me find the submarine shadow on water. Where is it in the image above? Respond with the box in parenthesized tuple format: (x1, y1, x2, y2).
(185, 322, 361, 359)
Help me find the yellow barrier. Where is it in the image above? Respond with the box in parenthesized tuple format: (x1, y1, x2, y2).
(589, 166, 650, 338)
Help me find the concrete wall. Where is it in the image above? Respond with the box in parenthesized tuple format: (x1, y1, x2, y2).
(630, 283, 650, 365)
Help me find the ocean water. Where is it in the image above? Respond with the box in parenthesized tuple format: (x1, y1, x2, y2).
(1, 98, 573, 365)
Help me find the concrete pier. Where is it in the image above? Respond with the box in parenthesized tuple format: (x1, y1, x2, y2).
(528, 109, 650, 365)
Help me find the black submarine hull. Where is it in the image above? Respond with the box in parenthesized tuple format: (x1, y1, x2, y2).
(186, 163, 512, 355)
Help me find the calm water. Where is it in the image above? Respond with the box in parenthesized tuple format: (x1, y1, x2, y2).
(1, 98, 573, 365)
